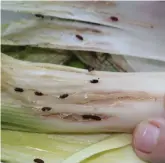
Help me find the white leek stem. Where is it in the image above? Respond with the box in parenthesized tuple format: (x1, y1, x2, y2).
(2, 1, 165, 61)
(2, 53, 165, 133)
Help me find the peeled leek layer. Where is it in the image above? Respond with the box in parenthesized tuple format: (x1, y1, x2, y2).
(2, 53, 165, 133)
(2, 5, 165, 72)
(2, 1, 165, 62)
(1, 130, 146, 163)
(2, 15, 165, 62)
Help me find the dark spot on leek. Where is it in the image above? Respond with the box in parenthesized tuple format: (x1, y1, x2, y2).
(75, 34, 83, 41)
(82, 115, 101, 121)
(90, 78, 99, 84)
(14, 87, 24, 92)
(35, 91, 43, 96)
(35, 14, 44, 19)
(59, 93, 69, 99)
(34, 158, 44, 163)
(41, 107, 52, 111)
(110, 16, 119, 22)
(87, 66, 95, 72)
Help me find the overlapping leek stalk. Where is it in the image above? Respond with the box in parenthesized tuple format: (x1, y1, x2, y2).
(2, 130, 145, 163)
(2, 1, 165, 61)
(2, 53, 165, 133)
(2, 53, 163, 163)
(2, 1, 165, 72)
(2, 15, 165, 62)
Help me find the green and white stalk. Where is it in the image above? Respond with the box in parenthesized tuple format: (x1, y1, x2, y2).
(2, 16, 165, 62)
(2, 1, 165, 62)
(2, 1, 165, 34)
(73, 50, 165, 72)
(2, 130, 145, 163)
(2, 53, 165, 133)
(2, 6, 165, 72)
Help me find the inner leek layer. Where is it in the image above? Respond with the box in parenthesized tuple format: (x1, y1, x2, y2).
(2, 53, 165, 133)
(1, 130, 145, 163)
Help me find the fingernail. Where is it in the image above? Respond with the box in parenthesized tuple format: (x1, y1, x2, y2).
(134, 123, 160, 153)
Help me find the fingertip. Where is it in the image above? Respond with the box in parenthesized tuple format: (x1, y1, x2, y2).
(133, 118, 165, 163)
(133, 122, 160, 153)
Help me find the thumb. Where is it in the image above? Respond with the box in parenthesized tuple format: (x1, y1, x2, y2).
(133, 118, 165, 163)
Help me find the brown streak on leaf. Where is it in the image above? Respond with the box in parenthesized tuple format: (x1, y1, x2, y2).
(76, 28, 101, 33)
(79, 91, 160, 105)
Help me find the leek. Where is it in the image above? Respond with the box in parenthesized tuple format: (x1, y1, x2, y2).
(1, 9, 165, 72)
(2, 1, 165, 61)
(1, 130, 145, 163)
(2, 17, 165, 62)
(1, 2, 165, 163)
(2, 1, 165, 34)
(74, 50, 165, 72)
(2, 53, 165, 133)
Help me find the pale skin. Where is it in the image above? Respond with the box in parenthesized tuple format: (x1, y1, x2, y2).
(133, 117, 165, 163)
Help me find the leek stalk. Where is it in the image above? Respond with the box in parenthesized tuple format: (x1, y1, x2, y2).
(2, 53, 165, 133)
(1, 130, 145, 163)
(2, 1, 165, 61)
